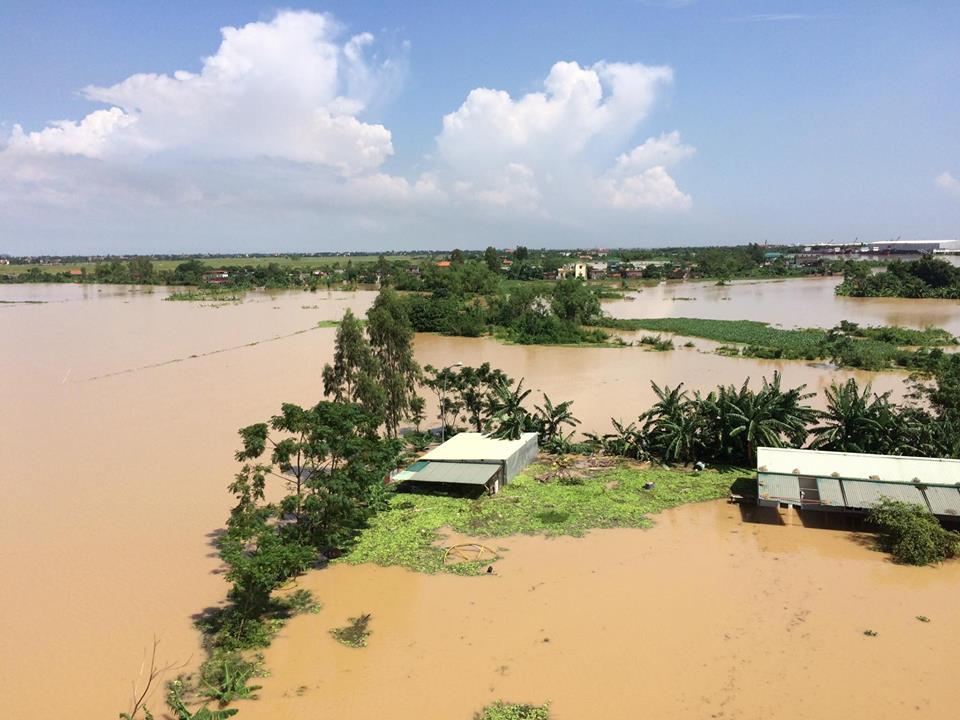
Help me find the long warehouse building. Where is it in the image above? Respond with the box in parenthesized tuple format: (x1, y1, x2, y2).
(756, 447, 960, 518)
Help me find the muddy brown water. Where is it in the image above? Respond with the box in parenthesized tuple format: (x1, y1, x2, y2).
(241, 503, 960, 720)
(602, 276, 960, 336)
(0, 280, 955, 719)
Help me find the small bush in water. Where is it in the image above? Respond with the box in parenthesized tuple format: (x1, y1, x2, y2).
(868, 498, 960, 565)
(330, 613, 372, 648)
(474, 701, 551, 720)
(199, 651, 262, 705)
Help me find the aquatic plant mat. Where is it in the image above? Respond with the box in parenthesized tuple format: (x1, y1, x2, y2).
(329, 613, 372, 648)
(608, 317, 957, 370)
(340, 459, 742, 575)
(474, 701, 551, 720)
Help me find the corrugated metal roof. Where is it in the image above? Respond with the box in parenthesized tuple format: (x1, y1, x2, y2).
(758, 473, 801, 503)
(841, 480, 927, 510)
(406, 461, 500, 486)
(924, 486, 960, 516)
(422, 432, 538, 463)
(757, 447, 960, 486)
(816, 477, 845, 507)
(392, 460, 429, 481)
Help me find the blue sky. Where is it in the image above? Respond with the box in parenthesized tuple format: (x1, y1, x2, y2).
(1, 1, 958, 253)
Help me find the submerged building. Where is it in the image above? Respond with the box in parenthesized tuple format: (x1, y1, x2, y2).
(756, 447, 960, 518)
(393, 432, 539, 495)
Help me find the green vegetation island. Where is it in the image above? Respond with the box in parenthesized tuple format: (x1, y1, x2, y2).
(611, 317, 958, 373)
(121, 286, 960, 720)
(836, 256, 960, 299)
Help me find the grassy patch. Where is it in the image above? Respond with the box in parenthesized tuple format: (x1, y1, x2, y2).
(339, 462, 741, 575)
(475, 701, 551, 720)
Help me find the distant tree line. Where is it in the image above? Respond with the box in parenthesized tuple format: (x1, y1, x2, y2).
(4, 243, 849, 287)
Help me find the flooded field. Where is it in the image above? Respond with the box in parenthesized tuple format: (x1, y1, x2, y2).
(603, 275, 960, 336)
(242, 502, 960, 720)
(0, 279, 954, 719)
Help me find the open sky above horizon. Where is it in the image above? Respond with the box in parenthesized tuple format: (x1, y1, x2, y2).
(1, 1, 958, 254)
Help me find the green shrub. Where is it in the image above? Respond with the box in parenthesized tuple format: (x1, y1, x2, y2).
(868, 498, 960, 565)
(199, 651, 263, 705)
(638, 334, 674, 351)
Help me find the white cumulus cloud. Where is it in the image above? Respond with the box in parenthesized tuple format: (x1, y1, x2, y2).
(4, 10, 399, 173)
(0, 10, 696, 251)
(936, 171, 960, 199)
(611, 131, 696, 172)
(430, 60, 692, 215)
(596, 130, 694, 210)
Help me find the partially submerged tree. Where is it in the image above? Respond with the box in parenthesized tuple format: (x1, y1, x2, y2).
(532, 394, 580, 449)
(367, 288, 421, 437)
(422, 364, 465, 434)
(550, 278, 601, 324)
(423, 362, 511, 434)
(643, 382, 697, 464)
(810, 379, 892, 453)
(640, 373, 816, 466)
(119, 638, 182, 720)
(720, 373, 816, 463)
(409, 395, 426, 433)
(585, 418, 648, 459)
(218, 401, 400, 649)
(322, 309, 385, 416)
(488, 377, 534, 440)
(233, 401, 399, 549)
(459, 364, 511, 432)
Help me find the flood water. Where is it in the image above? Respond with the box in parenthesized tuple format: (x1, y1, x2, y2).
(0, 279, 956, 719)
(603, 275, 960, 336)
(242, 502, 960, 720)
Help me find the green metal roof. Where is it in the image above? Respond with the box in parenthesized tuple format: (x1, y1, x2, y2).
(841, 480, 927, 510)
(924, 486, 960, 516)
(405, 461, 500, 486)
(758, 474, 800, 503)
(757, 449, 960, 516)
(757, 447, 960, 487)
(816, 477, 845, 507)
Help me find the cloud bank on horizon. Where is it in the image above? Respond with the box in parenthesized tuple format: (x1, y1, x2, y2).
(0, 9, 695, 252)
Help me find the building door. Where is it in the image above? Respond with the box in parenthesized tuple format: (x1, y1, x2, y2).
(798, 476, 820, 507)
